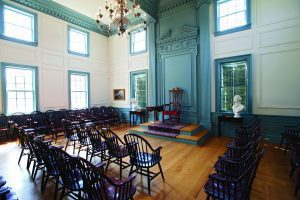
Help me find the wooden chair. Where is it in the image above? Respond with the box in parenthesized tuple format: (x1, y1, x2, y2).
(101, 129, 131, 179)
(51, 146, 84, 200)
(124, 133, 165, 195)
(75, 156, 136, 200)
(33, 139, 61, 200)
(62, 119, 79, 154)
(86, 125, 108, 162)
(162, 87, 183, 122)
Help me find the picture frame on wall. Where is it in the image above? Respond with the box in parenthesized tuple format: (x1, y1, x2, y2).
(113, 89, 125, 100)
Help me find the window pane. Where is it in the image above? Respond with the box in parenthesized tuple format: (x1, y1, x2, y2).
(132, 72, 147, 108)
(3, 6, 34, 42)
(218, 0, 247, 31)
(131, 29, 146, 54)
(5, 67, 36, 114)
(70, 73, 88, 109)
(219, 59, 248, 112)
(69, 29, 88, 54)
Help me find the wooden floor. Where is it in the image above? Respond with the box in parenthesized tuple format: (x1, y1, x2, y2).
(0, 126, 298, 200)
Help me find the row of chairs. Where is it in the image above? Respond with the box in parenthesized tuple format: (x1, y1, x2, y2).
(0, 106, 125, 142)
(204, 117, 264, 200)
(18, 122, 164, 198)
(280, 123, 300, 196)
(62, 121, 165, 195)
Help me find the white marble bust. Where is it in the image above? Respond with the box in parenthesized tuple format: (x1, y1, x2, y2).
(131, 98, 137, 111)
(232, 95, 245, 118)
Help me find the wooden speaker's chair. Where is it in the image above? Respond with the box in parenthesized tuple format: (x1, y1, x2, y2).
(162, 87, 183, 122)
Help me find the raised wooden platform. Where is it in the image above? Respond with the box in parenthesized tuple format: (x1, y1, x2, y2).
(130, 122, 210, 145)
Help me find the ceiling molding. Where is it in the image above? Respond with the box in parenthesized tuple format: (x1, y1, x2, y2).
(133, 0, 158, 19)
(9, 0, 110, 37)
(158, 0, 195, 15)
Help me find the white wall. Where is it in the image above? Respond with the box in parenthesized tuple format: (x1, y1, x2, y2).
(0, 3, 109, 112)
(210, 0, 300, 116)
(108, 34, 149, 108)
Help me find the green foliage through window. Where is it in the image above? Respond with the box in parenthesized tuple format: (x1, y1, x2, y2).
(216, 55, 252, 113)
(130, 70, 148, 108)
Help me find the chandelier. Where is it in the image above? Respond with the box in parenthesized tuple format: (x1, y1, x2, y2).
(96, 0, 147, 36)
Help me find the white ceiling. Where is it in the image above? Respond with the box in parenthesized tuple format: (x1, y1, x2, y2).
(52, 0, 105, 19)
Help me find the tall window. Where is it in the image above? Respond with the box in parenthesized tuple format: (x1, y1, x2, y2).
(68, 26, 89, 57)
(214, 0, 251, 35)
(0, 3, 38, 46)
(215, 55, 252, 113)
(130, 70, 148, 108)
(130, 29, 147, 55)
(1, 63, 38, 114)
(68, 71, 90, 109)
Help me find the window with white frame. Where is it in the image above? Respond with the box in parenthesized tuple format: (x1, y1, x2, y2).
(130, 29, 146, 54)
(68, 27, 89, 56)
(215, 0, 250, 35)
(1, 4, 37, 45)
(2, 64, 38, 114)
(69, 72, 89, 109)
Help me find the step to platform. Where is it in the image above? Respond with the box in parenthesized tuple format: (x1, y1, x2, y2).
(130, 125, 210, 146)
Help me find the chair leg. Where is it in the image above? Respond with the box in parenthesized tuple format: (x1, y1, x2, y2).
(105, 156, 111, 172)
(60, 187, 65, 200)
(119, 158, 122, 180)
(18, 148, 24, 165)
(90, 150, 94, 162)
(86, 147, 89, 160)
(27, 154, 32, 169)
(41, 171, 46, 192)
(147, 167, 151, 195)
(54, 176, 59, 200)
(158, 162, 165, 182)
(65, 140, 69, 151)
(73, 140, 76, 154)
(129, 165, 134, 176)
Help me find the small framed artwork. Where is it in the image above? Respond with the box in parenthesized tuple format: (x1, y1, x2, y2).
(113, 89, 125, 100)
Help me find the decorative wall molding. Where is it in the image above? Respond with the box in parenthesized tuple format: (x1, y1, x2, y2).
(156, 25, 198, 47)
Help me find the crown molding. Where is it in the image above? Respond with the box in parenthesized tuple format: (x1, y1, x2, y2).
(156, 25, 198, 46)
(133, 0, 158, 19)
(9, 0, 109, 37)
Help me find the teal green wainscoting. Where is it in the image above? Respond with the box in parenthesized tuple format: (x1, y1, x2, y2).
(211, 112, 300, 144)
(115, 107, 131, 123)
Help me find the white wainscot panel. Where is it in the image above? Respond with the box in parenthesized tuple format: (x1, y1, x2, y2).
(258, 49, 300, 109)
(259, 25, 300, 48)
(90, 33, 108, 61)
(42, 52, 64, 67)
(91, 61, 108, 73)
(130, 54, 149, 69)
(41, 68, 66, 108)
(0, 44, 37, 63)
(257, 0, 300, 26)
(41, 15, 64, 52)
(214, 35, 252, 56)
(91, 74, 108, 105)
(68, 57, 89, 70)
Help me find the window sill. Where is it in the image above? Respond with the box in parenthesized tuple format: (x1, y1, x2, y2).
(214, 24, 251, 37)
(68, 50, 90, 58)
(0, 35, 38, 47)
(130, 49, 147, 56)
